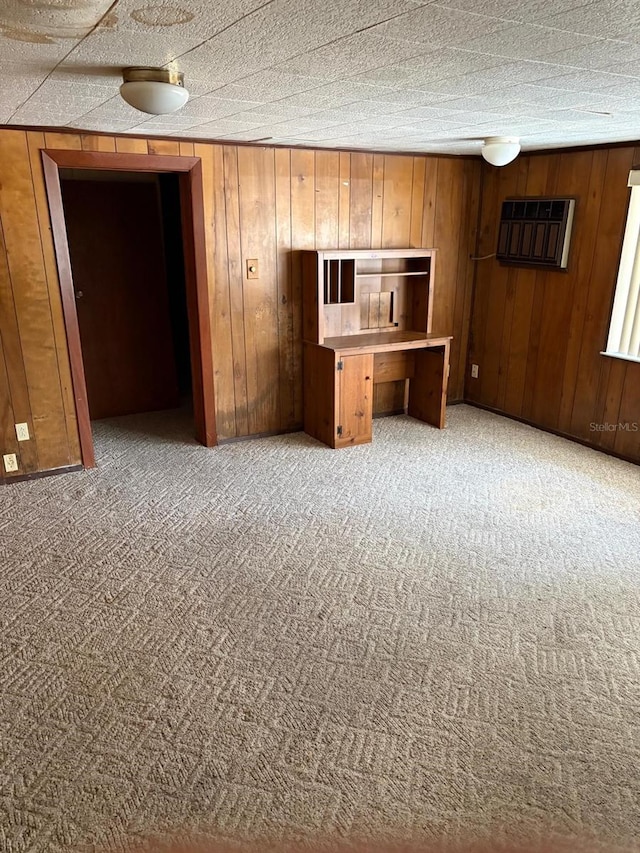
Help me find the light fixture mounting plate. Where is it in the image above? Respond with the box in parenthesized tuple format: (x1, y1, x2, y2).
(122, 67, 185, 88)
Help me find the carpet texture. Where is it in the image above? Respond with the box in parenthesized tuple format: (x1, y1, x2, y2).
(1, 405, 639, 853)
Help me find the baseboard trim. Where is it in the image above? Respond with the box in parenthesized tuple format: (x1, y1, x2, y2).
(1, 464, 84, 485)
(464, 400, 640, 467)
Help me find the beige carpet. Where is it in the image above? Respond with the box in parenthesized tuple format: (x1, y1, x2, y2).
(1, 405, 640, 853)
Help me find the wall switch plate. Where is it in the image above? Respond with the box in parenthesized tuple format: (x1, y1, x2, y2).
(246, 259, 259, 279)
(3, 453, 18, 473)
(471, 364, 479, 379)
(15, 422, 29, 441)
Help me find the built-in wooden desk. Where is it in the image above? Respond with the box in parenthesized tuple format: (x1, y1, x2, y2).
(302, 250, 451, 449)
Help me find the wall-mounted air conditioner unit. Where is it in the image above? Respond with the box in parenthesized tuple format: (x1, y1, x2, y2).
(496, 197, 576, 270)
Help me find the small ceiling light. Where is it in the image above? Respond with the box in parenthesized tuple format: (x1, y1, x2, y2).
(481, 136, 521, 167)
(120, 67, 189, 115)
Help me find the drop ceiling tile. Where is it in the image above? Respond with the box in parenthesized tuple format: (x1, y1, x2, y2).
(99, 0, 268, 42)
(433, 91, 526, 111)
(534, 69, 640, 93)
(433, 0, 592, 22)
(0, 36, 71, 67)
(277, 33, 429, 80)
(216, 105, 314, 122)
(373, 4, 514, 45)
(543, 0, 640, 42)
(501, 83, 627, 110)
(461, 22, 600, 61)
(75, 29, 204, 67)
(206, 71, 325, 102)
(176, 0, 432, 86)
(176, 95, 265, 119)
(540, 39, 640, 71)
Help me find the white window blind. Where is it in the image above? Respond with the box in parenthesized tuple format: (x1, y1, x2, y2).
(605, 170, 640, 362)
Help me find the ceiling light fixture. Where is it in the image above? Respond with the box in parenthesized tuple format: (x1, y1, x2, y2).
(481, 136, 521, 167)
(120, 67, 189, 115)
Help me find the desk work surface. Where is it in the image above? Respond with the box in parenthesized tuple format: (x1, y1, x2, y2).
(322, 330, 452, 356)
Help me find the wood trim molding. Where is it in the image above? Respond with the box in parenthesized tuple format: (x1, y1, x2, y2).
(42, 151, 96, 468)
(44, 149, 200, 172)
(41, 148, 217, 468)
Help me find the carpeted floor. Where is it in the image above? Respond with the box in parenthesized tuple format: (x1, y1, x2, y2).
(1, 405, 640, 853)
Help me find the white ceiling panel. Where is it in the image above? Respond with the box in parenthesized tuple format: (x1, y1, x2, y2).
(461, 22, 599, 61)
(543, 1, 640, 42)
(2, 0, 640, 153)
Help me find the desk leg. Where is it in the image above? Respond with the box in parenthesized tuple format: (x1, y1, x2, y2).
(407, 343, 450, 429)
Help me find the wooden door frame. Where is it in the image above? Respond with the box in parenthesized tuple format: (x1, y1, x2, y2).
(42, 149, 217, 468)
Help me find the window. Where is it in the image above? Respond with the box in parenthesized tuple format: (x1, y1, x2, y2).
(604, 170, 640, 362)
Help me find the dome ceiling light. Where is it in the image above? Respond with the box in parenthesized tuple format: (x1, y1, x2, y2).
(481, 136, 521, 167)
(120, 67, 189, 115)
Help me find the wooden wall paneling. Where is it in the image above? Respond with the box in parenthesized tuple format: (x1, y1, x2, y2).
(0, 340, 19, 481)
(0, 217, 37, 476)
(115, 137, 149, 154)
(26, 131, 80, 462)
(198, 143, 236, 439)
(479, 162, 526, 409)
(557, 149, 608, 433)
(569, 147, 634, 440)
(614, 365, 640, 459)
(0, 126, 504, 475)
(370, 154, 385, 248)
(349, 152, 373, 248)
(381, 155, 413, 248)
(315, 150, 340, 250)
(237, 145, 280, 435)
(0, 131, 70, 471)
(409, 157, 426, 249)
(274, 148, 296, 431)
(421, 157, 439, 248)
(520, 156, 563, 422)
(148, 139, 180, 156)
(495, 156, 530, 412)
(81, 134, 116, 152)
(466, 161, 495, 405)
(222, 145, 249, 436)
(595, 357, 627, 451)
(44, 132, 82, 150)
(528, 151, 592, 430)
(500, 156, 552, 416)
(432, 156, 479, 402)
(431, 157, 457, 360)
(290, 148, 315, 426)
(450, 158, 481, 401)
(338, 152, 351, 249)
(455, 161, 479, 404)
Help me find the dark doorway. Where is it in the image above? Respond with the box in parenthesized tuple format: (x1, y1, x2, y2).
(60, 170, 192, 424)
(43, 148, 217, 468)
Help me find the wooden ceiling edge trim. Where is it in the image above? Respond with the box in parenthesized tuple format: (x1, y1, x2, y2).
(4, 124, 640, 160)
(3, 124, 478, 160)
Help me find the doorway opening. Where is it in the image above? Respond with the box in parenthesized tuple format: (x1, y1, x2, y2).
(42, 150, 217, 468)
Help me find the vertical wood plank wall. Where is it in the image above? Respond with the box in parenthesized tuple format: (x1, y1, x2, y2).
(467, 145, 640, 463)
(0, 128, 480, 479)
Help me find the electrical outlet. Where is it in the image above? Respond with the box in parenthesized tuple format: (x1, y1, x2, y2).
(3, 453, 18, 473)
(471, 364, 479, 379)
(15, 422, 29, 441)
